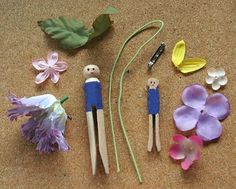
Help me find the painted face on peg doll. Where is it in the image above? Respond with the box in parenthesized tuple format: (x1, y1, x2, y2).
(83, 64, 100, 79)
(147, 78, 159, 89)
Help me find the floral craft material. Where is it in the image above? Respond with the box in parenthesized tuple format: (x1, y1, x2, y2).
(169, 134, 203, 170)
(7, 93, 69, 153)
(173, 84, 230, 141)
(38, 6, 118, 49)
(172, 40, 206, 73)
(205, 68, 228, 91)
(33, 52, 67, 84)
(108, 20, 164, 183)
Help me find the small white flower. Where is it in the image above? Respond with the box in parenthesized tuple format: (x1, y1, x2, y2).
(205, 68, 228, 91)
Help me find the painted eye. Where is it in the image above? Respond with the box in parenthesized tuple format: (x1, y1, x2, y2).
(150, 81, 152, 84)
(92, 68, 95, 71)
(87, 68, 90, 71)
(153, 81, 155, 84)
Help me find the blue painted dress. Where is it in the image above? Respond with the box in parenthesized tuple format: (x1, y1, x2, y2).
(148, 88, 160, 115)
(84, 79, 103, 112)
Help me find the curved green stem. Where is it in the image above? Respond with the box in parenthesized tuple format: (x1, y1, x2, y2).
(109, 20, 164, 183)
(60, 96, 69, 104)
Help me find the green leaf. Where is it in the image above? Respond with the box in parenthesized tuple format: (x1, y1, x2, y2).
(89, 6, 118, 40)
(38, 6, 118, 50)
(38, 16, 90, 49)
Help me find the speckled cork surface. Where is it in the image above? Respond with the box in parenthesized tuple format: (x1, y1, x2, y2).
(0, 0, 236, 188)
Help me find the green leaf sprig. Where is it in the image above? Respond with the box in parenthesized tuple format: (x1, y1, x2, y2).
(38, 6, 118, 49)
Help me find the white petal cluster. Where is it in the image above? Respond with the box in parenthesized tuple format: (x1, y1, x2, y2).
(205, 68, 228, 91)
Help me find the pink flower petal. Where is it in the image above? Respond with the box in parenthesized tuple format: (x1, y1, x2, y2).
(191, 151, 200, 161)
(173, 134, 187, 142)
(169, 144, 185, 160)
(196, 113, 222, 141)
(32, 59, 48, 71)
(182, 84, 208, 110)
(47, 52, 58, 66)
(173, 105, 200, 131)
(35, 70, 50, 84)
(50, 71, 60, 83)
(205, 93, 230, 120)
(189, 135, 203, 148)
(52, 61, 68, 72)
(181, 157, 193, 170)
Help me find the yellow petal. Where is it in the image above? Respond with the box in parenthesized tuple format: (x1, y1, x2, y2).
(178, 58, 207, 73)
(172, 40, 186, 67)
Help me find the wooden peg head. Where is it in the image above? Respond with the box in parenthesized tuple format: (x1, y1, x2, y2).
(147, 78, 159, 89)
(83, 64, 100, 79)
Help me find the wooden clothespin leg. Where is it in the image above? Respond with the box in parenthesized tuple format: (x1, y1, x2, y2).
(147, 78, 161, 152)
(83, 64, 109, 175)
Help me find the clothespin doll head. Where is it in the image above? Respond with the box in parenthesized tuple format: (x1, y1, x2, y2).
(83, 64, 100, 79)
(147, 78, 159, 89)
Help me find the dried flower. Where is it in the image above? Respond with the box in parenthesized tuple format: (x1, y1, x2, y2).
(7, 93, 69, 153)
(169, 134, 203, 170)
(32, 52, 67, 84)
(205, 68, 228, 91)
(173, 84, 230, 141)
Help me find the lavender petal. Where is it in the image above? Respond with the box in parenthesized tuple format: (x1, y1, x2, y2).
(205, 93, 230, 120)
(182, 84, 208, 110)
(173, 105, 200, 131)
(196, 113, 222, 141)
(36, 129, 69, 153)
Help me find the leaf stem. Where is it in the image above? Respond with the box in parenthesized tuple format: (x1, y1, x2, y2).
(60, 96, 69, 104)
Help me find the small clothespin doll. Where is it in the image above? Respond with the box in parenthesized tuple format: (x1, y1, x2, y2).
(83, 64, 109, 175)
(147, 78, 161, 152)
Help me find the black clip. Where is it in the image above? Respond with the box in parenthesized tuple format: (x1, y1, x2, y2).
(148, 42, 165, 70)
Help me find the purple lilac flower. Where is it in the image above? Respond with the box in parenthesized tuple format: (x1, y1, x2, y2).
(7, 94, 69, 153)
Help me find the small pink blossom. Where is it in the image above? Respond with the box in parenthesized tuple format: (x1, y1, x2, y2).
(32, 52, 67, 84)
(169, 134, 203, 170)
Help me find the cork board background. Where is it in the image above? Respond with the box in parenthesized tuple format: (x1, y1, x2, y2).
(1, 0, 236, 188)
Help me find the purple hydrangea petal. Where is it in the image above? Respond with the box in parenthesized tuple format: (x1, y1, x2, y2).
(7, 94, 22, 105)
(36, 129, 69, 153)
(173, 105, 200, 131)
(196, 113, 222, 141)
(32, 118, 52, 143)
(182, 84, 208, 110)
(7, 94, 48, 121)
(8, 106, 41, 121)
(21, 118, 39, 141)
(20, 94, 57, 109)
(205, 93, 230, 120)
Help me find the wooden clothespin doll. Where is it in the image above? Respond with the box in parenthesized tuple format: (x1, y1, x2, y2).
(147, 78, 161, 152)
(83, 64, 109, 175)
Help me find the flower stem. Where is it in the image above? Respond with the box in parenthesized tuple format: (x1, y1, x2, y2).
(60, 96, 69, 104)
